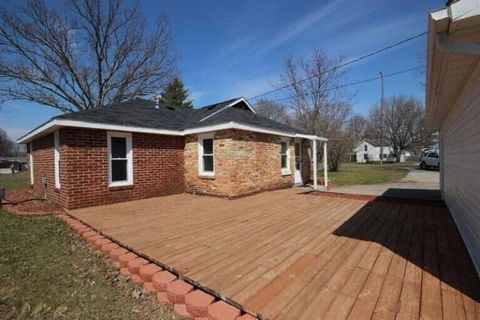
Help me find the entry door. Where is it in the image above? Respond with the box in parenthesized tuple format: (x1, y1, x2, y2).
(294, 142, 303, 185)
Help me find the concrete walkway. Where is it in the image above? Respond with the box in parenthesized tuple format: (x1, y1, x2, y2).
(330, 165, 441, 200)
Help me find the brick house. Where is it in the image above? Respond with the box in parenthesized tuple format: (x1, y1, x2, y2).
(18, 97, 328, 209)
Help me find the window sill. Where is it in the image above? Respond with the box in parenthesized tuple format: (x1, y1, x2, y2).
(281, 170, 292, 176)
(109, 181, 133, 188)
(199, 174, 215, 180)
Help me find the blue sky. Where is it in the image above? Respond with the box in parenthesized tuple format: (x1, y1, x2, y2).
(0, 0, 445, 140)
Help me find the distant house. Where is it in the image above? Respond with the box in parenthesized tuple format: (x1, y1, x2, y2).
(0, 156, 27, 174)
(426, 0, 480, 273)
(17, 97, 328, 209)
(350, 139, 411, 163)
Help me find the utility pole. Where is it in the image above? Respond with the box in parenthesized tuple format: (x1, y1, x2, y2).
(379, 71, 384, 165)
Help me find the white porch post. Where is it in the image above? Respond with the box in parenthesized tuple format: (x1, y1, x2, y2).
(312, 139, 318, 189)
(323, 141, 328, 189)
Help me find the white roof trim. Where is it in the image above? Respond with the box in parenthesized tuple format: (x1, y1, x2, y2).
(185, 122, 327, 141)
(199, 97, 256, 122)
(16, 119, 183, 143)
(426, 0, 480, 130)
(17, 119, 326, 144)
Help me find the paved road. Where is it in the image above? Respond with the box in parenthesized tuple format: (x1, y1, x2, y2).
(330, 164, 441, 200)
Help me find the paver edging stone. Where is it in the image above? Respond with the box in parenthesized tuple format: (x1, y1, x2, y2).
(58, 212, 258, 320)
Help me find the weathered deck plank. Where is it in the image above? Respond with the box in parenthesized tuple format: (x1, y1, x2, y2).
(70, 189, 480, 319)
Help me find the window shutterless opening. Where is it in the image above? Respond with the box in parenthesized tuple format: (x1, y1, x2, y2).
(198, 134, 214, 176)
(280, 139, 291, 175)
(29, 142, 34, 185)
(54, 131, 60, 188)
(108, 132, 133, 187)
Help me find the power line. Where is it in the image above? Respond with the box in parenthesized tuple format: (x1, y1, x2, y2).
(262, 65, 425, 103)
(248, 31, 427, 101)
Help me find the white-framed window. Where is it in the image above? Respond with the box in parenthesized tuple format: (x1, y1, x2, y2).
(54, 131, 61, 189)
(280, 138, 291, 175)
(198, 134, 214, 176)
(107, 132, 133, 187)
(364, 145, 368, 151)
(29, 142, 34, 185)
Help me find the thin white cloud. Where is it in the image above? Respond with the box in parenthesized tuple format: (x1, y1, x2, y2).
(257, 0, 346, 54)
(215, 0, 374, 69)
(221, 37, 256, 57)
(189, 89, 206, 105)
(223, 74, 279, 101)
(325, 12, 425, 58)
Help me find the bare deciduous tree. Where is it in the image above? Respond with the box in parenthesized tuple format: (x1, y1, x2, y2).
(368, 95, 429, 161)
(254, 99, 290, 124)
(0, 128, 15, 156)
(278, 49, 352, 171)
(347, 114, 369, 141)
(0, 0, 176, 112)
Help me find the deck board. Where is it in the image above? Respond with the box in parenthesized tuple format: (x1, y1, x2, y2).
(70, 189, 480, 319)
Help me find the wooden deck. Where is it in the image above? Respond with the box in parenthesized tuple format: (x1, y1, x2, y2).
(70, 189, 480, 319)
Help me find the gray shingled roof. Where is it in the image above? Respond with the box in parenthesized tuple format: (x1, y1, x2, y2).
(53, 98, 305, 134)
(363, 139, 392, 148)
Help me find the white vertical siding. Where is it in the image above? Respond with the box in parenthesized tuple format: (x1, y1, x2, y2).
(441, 63, 480, 275)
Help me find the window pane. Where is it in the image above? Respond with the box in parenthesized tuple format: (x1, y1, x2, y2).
(281, 155, 287, 169)
(203, 155, 214, 172)
(203, 138, 213, 154)
(111, 137, 127, 158)
(112, 159, 127, 181)
(281, 142, 288, 154)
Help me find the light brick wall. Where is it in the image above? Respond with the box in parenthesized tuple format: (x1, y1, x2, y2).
(184, 129, 311, 198)
(30, 128, 185, 209)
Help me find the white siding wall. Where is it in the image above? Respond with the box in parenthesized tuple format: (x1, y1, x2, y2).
(440, 65, 480, 274)
(353, 142, 397, 163)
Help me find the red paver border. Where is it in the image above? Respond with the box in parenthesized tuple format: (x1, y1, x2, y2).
(58, 212, 259, 320)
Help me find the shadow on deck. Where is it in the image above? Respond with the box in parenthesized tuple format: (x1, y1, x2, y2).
(332, 188, 480, 308)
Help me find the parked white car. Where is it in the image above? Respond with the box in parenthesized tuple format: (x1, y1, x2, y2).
(420, 151, 439, 170)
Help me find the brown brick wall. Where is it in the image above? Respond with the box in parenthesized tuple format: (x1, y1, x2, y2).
(29, 133, 69, 207)
(30, 128, 185, 209)
(300, 139, 312, 184)
(184, 129, 312, 198)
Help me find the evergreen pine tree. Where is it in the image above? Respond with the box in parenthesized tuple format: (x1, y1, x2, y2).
(159, 76, 193, 108)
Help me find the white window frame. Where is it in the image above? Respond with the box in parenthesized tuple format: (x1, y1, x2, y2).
(198, 133, 215, 177)
(29, 142, 34, 185)
(54, 131, 61, 189)
(281, 138, 291, 175)
(107, 131, 133, 187)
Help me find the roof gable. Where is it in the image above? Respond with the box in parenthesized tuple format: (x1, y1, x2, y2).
(198, 97, 255, 122)
(355, 139, 391, 148)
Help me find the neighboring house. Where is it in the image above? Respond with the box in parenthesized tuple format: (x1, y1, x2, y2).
(426, 0, 480, 274)
(350, 139, 411, 163)
(17, 97, 327, 209)
(0, 156, 27, 174)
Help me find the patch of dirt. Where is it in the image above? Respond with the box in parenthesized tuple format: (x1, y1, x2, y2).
(2, 189, 64, 216)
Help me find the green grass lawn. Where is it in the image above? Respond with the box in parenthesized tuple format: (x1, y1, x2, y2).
(0, 172, 29, 191)
(0, 209, 179, 319)
(328, 162, 409, 187)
